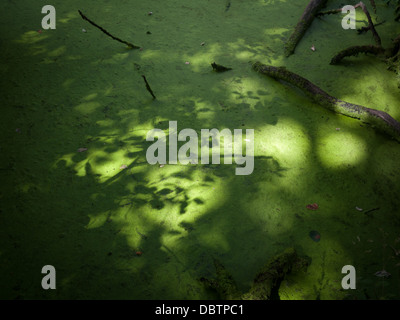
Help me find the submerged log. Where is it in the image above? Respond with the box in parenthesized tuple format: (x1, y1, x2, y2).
(252, 61, 400, 143)
(201, 248, 309, 300)
(284, 0, 328, 57)
(200, 259, 242, 300)
(242, 248, 310, 300)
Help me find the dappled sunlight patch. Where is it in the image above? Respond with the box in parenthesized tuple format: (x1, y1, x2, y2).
(258, 118, 311, 167)
(245, 199, 294, 235)
(317, 132, 367, 168)
(83, 93, 98, 101)
(193, 100, 216, 124)
(48, 45, 66, 57)
(62, 78, 75, 89)
(53, 153, 75, 168)
(182, 43, 223, 72)
(74, 101, 101, 115)
(87, 149, 131, 179)
(96, 118, 115, 127)
(15, 30, 49, 45)
(86, 210, 109, 229)
(139, 49, 162, 61)
(74, 159, 90, 177)
(93, 52, 130, 65)
(18, 182, 38, 193)
(58, 10, 78, 24)
(263, 27, 288, 36)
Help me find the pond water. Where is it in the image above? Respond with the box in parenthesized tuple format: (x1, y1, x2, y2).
(1, 0, 400, 299)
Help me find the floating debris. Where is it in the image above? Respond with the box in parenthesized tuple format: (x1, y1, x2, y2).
(82, 28, 87, 33)
(200, 42, 205, 46)
(120, 164, 128, 170)
(211, 62, 232, 72)
(335, 128, 340, 131)
(374, 270, 391, 278)
(355, 206, 363, 211)
(159, 164, 165, 168)
(309, 230, 321, 242)
(185, 61, 190, 65)
(136, 251, 143, 256)
(311, 44, 316, 52)
(77, 147, 88, 152)
(148, 12, 153, 16)
(306, 203, 319, 210)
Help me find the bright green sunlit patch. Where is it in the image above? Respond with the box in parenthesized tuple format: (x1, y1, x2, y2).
(83, 93, 98, 101)
(86, 210, 109, 229)
(317, 132, 367, 168)
(48, 45, 66, 57)
(75, 101, 101, 115)
(258, 118, 311, 167)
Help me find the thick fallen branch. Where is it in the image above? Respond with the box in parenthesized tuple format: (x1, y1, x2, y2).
(253, 62, 400, 142)
(201, 248, 309, 300)
(284, 0, 328, 57)
(78, 10, 140, 49)
(330, 45, 384, 64)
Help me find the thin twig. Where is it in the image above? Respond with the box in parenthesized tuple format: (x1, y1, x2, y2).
(355, 2, 382, 47)
(142, 75, 156, 99)
(78, 10, 140, 49)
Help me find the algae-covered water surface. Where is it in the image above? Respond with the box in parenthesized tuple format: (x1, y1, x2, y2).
(1, 0, 400, 300)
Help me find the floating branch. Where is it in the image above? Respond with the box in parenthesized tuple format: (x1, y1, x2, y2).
(284, 0, 328, 57)
(355, 2, 382, 47)
(252, 61, 400, 142)
(78, 10, 140, 49)
(330, 45, 384, 64)
(211, 62, 232, 72)
(142, 75, 156, 99)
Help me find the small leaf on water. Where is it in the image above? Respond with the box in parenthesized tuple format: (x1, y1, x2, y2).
(309, 230, 321, 242)
(306, 203, 319, 210)
(77, 148, 87, 152)
(374, 270, 391, 278)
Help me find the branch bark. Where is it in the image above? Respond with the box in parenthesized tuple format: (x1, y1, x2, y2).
(252, 62, 400, 143)
(330, 45, 384, 64)
(284, 0, 328, 57)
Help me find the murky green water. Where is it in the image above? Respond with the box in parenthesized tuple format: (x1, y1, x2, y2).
(1, 0, 400, 299)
